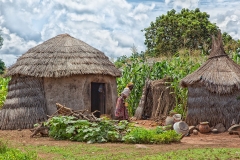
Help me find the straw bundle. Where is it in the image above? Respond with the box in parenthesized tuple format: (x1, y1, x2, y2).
(137, 78, 175, 120)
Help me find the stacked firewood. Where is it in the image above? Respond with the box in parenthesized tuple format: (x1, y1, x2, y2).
(52, 103, 100, 122)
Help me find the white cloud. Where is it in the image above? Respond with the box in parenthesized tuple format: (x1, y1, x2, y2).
(1, 0, 240, 68)
(0, 27, 38, 67)
(165, 0, 199, 9)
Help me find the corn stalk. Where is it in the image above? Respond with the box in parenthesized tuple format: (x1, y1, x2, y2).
(116, 54, 204, 117)
(0, 77, 10, 108)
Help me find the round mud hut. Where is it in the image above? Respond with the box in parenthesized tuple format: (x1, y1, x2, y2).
(180, 32, 240, 130)
(1, 34, 121, 130)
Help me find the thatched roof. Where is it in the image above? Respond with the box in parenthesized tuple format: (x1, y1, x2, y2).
(5, 34, 121, 78)
(180, 32, 240, 94)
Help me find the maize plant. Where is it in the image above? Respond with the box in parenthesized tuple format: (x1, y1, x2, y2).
(0, 77, 10, 108)
(116, 54, 204, 117)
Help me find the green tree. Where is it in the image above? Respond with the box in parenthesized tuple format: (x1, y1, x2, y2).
(222, 32, 240, 54)
(0, 59, 5, 74)
(143, 8, 219, 56)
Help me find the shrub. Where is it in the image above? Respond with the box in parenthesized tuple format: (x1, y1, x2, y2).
(123, 126, 181, 144)
(46, 116, 181, 144)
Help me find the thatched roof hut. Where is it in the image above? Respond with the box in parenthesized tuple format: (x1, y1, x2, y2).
(1, 33, 121, 130)
(180, 32, 240, 129)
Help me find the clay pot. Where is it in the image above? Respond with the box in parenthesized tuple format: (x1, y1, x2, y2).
(199, 122, 210, 133)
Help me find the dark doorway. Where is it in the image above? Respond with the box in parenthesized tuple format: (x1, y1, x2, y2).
(91, 83, 105, 118)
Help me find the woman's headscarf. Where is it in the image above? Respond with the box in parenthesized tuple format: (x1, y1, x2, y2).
(126, 82, 134, 88)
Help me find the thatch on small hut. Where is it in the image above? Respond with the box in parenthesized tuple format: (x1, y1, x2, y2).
(180, 32, 240, 129)
(134, 78, 175, 121)
(2, 34, 121, 130)
(0, 75, 47, 130)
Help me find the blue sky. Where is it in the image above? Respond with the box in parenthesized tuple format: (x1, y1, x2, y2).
(0, 0, 240, 67)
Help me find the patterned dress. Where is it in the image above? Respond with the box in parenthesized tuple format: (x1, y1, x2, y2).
(115, 87, 131, 120)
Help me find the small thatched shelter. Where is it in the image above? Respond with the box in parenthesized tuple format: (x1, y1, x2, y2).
(180, 32, 240, 129)
(135, 78, 175, 121)
(1, 33, 121, 130)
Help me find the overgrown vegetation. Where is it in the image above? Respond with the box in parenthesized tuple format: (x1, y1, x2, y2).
(0, 140, 37, 160)
(45, 116, 181, 144)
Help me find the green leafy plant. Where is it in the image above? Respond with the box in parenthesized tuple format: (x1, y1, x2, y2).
(123, 126, 181, 144)
(45, 116, 180, 144)
(0, 77, 10, 108)
(46, 116, 134, 143)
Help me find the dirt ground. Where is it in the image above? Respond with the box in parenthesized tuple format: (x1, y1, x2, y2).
(0, 120, 240, 152)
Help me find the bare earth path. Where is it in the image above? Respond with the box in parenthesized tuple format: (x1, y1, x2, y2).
(0, 120, 239, 159)
(0, 129, 239, 148)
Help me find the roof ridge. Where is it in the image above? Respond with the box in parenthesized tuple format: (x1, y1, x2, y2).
(208, 31, 228, 59)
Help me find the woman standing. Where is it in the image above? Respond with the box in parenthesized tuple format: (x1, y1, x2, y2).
(115, 82, 134, 120)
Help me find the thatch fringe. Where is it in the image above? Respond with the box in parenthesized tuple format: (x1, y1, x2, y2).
(0, 75, 47, 129)
(0, 107, 47, 130)
(5, 34, 121, 78)
(180, 57, 240, 94)
(186, 86, 240, 129)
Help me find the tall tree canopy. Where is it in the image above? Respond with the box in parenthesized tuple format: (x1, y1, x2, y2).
(143, 8, 219, 56)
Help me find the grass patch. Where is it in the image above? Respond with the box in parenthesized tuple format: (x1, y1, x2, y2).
(0, 140, 37, 160)
(140, 148, 240, 160)
(18, 142, 240, 160)
(24, 143, 146, 160)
